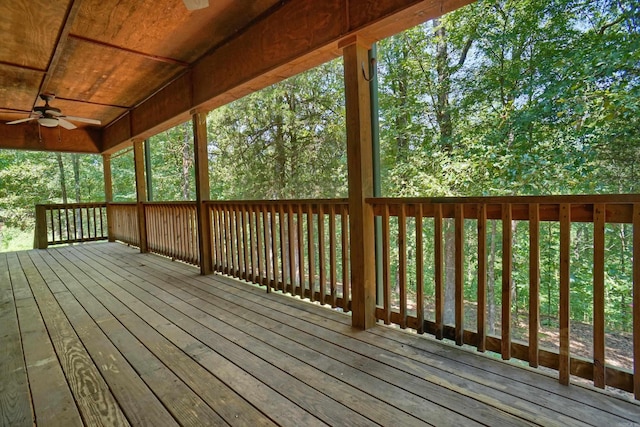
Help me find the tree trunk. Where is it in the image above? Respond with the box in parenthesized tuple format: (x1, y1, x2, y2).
(56, 153, 68, 204)
(72, 154, 81, 203)
(181, 123, 191, 200)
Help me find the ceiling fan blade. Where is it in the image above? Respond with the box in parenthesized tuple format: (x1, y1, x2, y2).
(63, 115, 101, 125)
(183, 0, 209, 10)
(6, 117, 36, 125)
(58, 118, 77, 130)
(46, 109, 63, 116)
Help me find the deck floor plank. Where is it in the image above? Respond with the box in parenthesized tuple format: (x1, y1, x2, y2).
(15, 251, 131, 427)
(27, 250, 180, 427)
(5, 243, 640, 426)
(89, 247, 528, 426)
(64, 246, 379, 427)
(15, 296, 83, 427)
(45, 249, 266, 427)
(0, 254, 33, 427)
(38, 248, 237, 426)
(95, 242, 640, 426)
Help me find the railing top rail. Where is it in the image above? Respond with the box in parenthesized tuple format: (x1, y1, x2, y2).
(142, 201, 198, 206)
(204, 198, 349, 206)
(37, 202, 108, 209)
(367, 194, 640, 205)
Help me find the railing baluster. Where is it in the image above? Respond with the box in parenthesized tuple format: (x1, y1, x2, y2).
(279, 204, 287, 292)
(455, 203, 464, 345)
(529, 203, 540, 367)
(398, 203, 407, 329)
(262, 206, 270, 292)
(248, 205, 256, 283)
(341, 204, 349, 313)
(287, 204, 296, 295)
(415, 204, 424, 335)
(297, 204, 304, 299)
(434, 203, 443, 340)
(253, 204, 260, 282)
(502, 203, 513, 360)
(559, 203, 571, 385)
(318, 204, 326, 305)
(270, 204, 279, 291)
(477, 203, 487, 351)
(225, 205, 232, 274)
(329, 204, 337, 308)
(307, 203, 316, 302)
(593, 203, 605, 387)
(633, 203, 640, 399)
(382, 203, 391, 325)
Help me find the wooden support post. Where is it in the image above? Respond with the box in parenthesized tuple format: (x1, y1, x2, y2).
(34, 205, 48, 249)
(193, 112, 213, 275)
(341, 35, 376, 330)
(102, 154, 115, 242)
(133, 140, 148, 252)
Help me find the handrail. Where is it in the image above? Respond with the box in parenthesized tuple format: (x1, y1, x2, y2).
(33, 195, 639, 398)
(368, 196, 640, 395)
(34, 202, 108, 248)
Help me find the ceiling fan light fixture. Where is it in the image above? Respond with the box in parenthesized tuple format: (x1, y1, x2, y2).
(38, 117, 58, 127)
(183, 0, 209, 10)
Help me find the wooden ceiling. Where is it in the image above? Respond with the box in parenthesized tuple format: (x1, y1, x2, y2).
(0, 0, 473, 154)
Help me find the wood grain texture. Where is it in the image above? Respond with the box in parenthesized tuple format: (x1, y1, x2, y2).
(15, 251, 130, 426)
(0, 254, 33, 427)
(11, 242, 640, 425)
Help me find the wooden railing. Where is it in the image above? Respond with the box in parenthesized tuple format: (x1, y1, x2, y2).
(107, 203, 139, 247)
(34, 203, 108, 248)
(145, 202, 199, 265)
(206, 200, 351, 311)
(33, 195, 639, 397)
(368, 195, 640, 396)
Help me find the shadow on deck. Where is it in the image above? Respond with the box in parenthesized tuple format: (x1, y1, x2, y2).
(2, 242, 639, 426)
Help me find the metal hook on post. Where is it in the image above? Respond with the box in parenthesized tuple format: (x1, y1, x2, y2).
(361, 57, 377, 82)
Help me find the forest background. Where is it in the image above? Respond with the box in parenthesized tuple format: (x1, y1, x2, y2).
(1, 0, 638, 368)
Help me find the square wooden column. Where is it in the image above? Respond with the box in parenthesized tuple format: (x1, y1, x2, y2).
(102, 153, 115, 242)
(133, 140, 148, 252)
(193, 112, 213, 275)
(341, 35, 377, 330)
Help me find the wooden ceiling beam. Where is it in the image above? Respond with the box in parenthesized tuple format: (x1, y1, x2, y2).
(0, 123, 101, 153)
(102, 0, 475, 153)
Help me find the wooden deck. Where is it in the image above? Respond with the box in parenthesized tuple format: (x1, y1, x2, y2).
(2, 243, 639, 426)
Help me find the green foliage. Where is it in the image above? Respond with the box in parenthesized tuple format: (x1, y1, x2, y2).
(207, 59, 347, 200)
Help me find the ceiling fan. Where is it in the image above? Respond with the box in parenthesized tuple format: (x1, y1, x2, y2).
(6, 94, 101, 130)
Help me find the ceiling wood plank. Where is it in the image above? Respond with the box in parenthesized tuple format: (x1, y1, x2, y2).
(0, 0, 71, 70)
